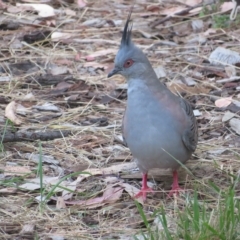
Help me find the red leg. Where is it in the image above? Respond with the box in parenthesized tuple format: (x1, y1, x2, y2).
(135, 173, 153, 201)
(167, 170, 183, 198)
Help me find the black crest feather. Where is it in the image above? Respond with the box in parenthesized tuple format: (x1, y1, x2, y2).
(120, 6, 134, 47)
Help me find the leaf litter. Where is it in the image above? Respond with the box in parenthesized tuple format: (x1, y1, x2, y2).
(1, 0, 240, 239)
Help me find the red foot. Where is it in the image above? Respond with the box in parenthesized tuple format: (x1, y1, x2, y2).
(134, 173, 153, 201)
(167, 170, 183, 198)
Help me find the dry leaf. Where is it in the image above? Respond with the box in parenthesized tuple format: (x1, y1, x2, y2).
(85, 49, 116, 59)
(25, 153, 60, 164)
(0, 76, 11, 82)
(209, 47, 240, 65)
(33, 102, 60, 112)
(19, 182, 41, 191)
(204, 28, 217, 36)
(62, 181, 78, 200)
(77, 0, 87, 8)
(225, 66, 236, 78)
(154, 66, 166, 78)
(207, 148, 227, 155)
(64, 185, 123, 208)
(23, 92, 35, 101)
(65, 94, 79, 101)
(54, 59, 73, 66)
(4, 166, 31, 176)
(20, 224, 35, 234)
(0, 0, 7, 9)
(20, 176, 74, 193)
(0, 187, 17, 193)
(51, 32, 73, 41)
(16, 3, 55, 17)
(215, 97, 232, 108)
(177, 0, 202, 6)
(85, 56, 95, 61)
(50, 66, 69, 75)
(222, 111, 235, 122)
(193, 109, 202, 117)
(54, 81, 73, 91)
(184, 77, 197, 86)
(103, 176, 120, 184)
(16, 104, 28, 116)
(189, 7, 202, 14)
(229, 118, 240, 135)
(7, 5, 25, 13)
(65, 8, 76, 16)
(45, 19, 56, 27)
(56, 197, 66, 209)
(81, 18, 106, 27)
(191, 19, 204, 32)
(161, 6, 185, 16)
(76, 162, 137, 183)
(48, 235, 65, 240)
(119, 182, 144, 204)
(35, 195, 47, 203)
(5, 101, 22, 125)
(220, 2, 234, 13)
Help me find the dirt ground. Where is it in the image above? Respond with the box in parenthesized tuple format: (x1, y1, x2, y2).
(1, 0, 240, 239)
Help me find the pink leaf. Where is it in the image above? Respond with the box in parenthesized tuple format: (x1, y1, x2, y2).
(64, 185, 123, 208)
(5, 101, 22, 125)
(77, 0, 86, 9)
(220, 2, 234, 13)
(215, 97, 232, 108)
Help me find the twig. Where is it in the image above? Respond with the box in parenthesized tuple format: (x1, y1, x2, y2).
(1, 130, 71, 143)
(73, 39, 119, 45)
(216, 76, 240, 83)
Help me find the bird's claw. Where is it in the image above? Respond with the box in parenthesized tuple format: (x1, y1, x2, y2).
(167, 186, 183, 199)
(135, 187, 154, 201)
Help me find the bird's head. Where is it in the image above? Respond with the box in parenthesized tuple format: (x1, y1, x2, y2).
(108, 9, 152, 80)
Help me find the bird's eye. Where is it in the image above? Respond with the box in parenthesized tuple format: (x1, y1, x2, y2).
(123, 59, 134, 68)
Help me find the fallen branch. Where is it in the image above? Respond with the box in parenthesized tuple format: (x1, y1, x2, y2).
(0, 130, 71, 143)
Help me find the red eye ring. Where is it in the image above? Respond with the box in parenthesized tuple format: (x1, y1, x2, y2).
(123, 59, 134, 68)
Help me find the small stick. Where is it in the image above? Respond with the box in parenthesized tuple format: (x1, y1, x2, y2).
(216, 76, 240, 83)
(0, 130, 71, 143)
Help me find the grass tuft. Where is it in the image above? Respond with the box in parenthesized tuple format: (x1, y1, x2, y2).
(135, 182, 240, 240)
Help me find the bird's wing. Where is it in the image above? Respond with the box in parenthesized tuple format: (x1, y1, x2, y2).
(180, 98, 198, 153)
(122, 109, 128, 147)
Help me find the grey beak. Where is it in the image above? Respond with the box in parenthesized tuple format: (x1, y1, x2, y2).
(107, 67, 120, 78)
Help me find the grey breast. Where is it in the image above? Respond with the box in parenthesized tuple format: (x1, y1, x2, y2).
(124, 85, 191, 173)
